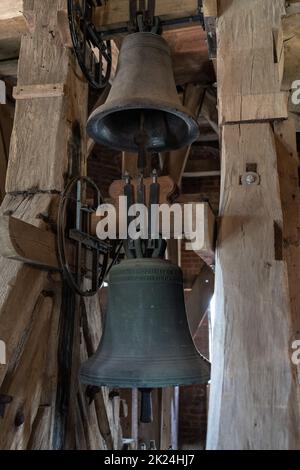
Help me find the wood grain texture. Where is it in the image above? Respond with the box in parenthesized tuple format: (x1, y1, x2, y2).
(0, 215, 58, 269)
(163, 83, 205, 186)
(217, 0, 287, 124)
(281, 14, 300, 91)
(0, 0, 112, 451)
(13, 83, 65, 100)
(0, 105, 13, 202)
(5, 0, 88, 193)
(206, 123, 300, 449)
(0, 294, 53, 449)
(94, 0, 199, 29)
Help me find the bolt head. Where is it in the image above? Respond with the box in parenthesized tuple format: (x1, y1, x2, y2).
(245, 173, 256, 185)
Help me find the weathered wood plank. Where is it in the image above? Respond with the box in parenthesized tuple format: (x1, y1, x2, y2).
(0, 105, 13, 202)
(0, 215, 58, 269)
(0, 0, 91, 451)
(217, 0, 287, 124)
(0, 294, 53, 449)
(13, 83, 65, 100)
(5, 0, 87, 193)
(94, 0, 199, 29)
(281, 14, 300, 91)
(163, 83, 205, 186)
(219, 92, 288, 124)
(207, 122, 300, 449)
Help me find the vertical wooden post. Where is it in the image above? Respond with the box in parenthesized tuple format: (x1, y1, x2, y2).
(0, 104, 13, 203)
(0, 0, 118, 450)
(207, 0, 300, 449)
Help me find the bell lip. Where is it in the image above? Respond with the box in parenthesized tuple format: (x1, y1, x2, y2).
(79, 353, 211, 388)
(78, 372, 211, 389)
(86, 99, 200, 153)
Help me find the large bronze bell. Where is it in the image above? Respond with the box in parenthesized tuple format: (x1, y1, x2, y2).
(87, 32, 199, 152)
(79, 258, 210, 388)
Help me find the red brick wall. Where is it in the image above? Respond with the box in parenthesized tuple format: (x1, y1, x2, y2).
(181, 241, 205, 287)
(178, 312, 210, 449)
(179, 384, 209, 449)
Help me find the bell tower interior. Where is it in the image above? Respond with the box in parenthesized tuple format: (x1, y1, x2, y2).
(0, 0, 299, 457)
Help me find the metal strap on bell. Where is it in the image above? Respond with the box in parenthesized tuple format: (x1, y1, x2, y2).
(79, 258, 210, 388)
(87, 32, 199, 152)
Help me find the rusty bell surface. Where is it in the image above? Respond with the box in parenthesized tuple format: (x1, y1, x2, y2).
(79, 258, 210, 388)
(87, 32, 199, 152)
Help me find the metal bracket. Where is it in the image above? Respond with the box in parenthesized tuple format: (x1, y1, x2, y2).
(129, 0, 160, 34)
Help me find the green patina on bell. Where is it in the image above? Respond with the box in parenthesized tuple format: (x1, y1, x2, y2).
(79, 258, 210, 388)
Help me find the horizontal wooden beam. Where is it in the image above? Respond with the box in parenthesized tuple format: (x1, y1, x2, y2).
(93, 0, 199, 30)
(13, 83, 65, 100)
(286, 1, 300, 15)
(0, 1, 28, 41)
(183, 170, 220, 177)
(219, 92, 289, 124)
(0, 215, 59, 269)
(0, 17, 28, 41)
(0, 59, 18, 78)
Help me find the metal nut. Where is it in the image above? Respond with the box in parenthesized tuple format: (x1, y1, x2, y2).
(241, 171, 260, 186)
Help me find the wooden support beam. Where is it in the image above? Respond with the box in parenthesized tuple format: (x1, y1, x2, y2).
(0, 293, 53, 449)
(0, 1, 27, 69)
(0, 0, 28, 41)
(286, 1, 300, 15)
(13, 83, 65, 100)
(217, 0, 288, 125)
(0, 59, 18, 79)
(163, 83, 206, 187)
(0, 105, 13, 202)
(93, 0, 199, 32)
(281, 14, 300, 91)
(207, 120, 300, 450)
(0, 215, 59, 269)
(0, 0, 120, 451)
(207, 0, 300, 450)
(200, 87, 219, 135)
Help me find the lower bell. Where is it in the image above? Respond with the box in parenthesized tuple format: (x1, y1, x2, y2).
(79, 258, 210, 388)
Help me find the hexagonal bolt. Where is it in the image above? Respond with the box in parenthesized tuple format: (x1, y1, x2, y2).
(241, 172, 260, 186)
(245, 174, 256, 185)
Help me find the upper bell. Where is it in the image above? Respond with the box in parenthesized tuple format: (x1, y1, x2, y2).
(87, 32, 199, 152)
(79, 258, 210, 388)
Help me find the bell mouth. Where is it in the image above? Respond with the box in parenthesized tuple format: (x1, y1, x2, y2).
(87, 100, 200, 153)
(79, 353, 211, 388)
